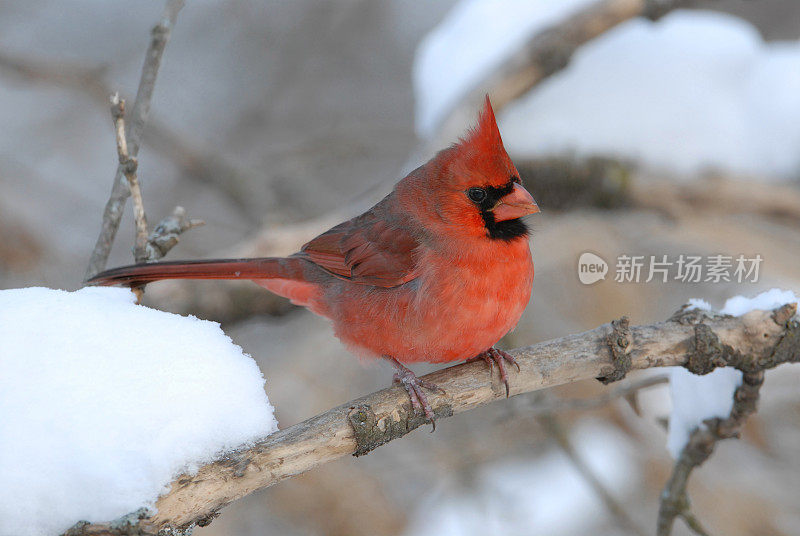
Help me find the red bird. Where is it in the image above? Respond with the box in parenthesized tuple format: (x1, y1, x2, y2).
(89, 97, 539, 422)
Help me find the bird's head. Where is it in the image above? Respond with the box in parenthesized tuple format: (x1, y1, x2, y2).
(402, 96, 539, 242)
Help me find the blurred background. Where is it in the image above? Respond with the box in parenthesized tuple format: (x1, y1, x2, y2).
(2, 0, 800, 534)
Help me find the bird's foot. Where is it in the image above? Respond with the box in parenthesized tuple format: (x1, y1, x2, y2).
(388, 358, 445, 430)
(467, 347, 520, 397)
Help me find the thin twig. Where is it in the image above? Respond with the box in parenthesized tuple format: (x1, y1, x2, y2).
(128, 0, 185, 153)
(84, 0, 185, 280)
(538, 412, 649, 536)
(110, 94, 149, 263)
(63, 305, 799, 535)
(105, 93, 204, 272)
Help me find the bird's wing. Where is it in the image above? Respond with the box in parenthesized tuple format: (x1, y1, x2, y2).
(301, 199, 420, 288)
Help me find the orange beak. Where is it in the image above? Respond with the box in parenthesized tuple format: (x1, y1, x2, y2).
(492, 182, 540, 222)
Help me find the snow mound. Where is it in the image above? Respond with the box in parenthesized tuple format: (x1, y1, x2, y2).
(667, 289, 799, 458)
(416, 3, 800, 179)
(413, 0, 596, 138)
(0, 287, 278, 536)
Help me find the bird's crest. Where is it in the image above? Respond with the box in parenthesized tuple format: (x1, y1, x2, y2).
(458, 95, 505, 157)
(444, 95, 515, 189)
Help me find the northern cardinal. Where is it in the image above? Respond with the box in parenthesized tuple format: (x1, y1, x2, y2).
(89, 97, 539, 422)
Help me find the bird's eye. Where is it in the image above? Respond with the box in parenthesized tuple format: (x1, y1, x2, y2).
(511, 176, 521, 184)
(467, 187, 487, 203)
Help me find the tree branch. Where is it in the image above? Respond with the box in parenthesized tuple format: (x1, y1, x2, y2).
(65, 304, 799, 535)
(656, 303, 800, 535)
(84, 0, 185, 280)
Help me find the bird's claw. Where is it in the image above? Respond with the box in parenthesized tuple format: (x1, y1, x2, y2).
(467, 347, 519, 397)
(390, 359, 444, 431)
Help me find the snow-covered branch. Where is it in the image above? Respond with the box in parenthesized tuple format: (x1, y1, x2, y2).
(67, 303, 799, 535)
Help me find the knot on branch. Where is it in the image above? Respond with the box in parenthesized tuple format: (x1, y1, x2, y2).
(120, 156, 138, 175)
(147, 206, 204, 259)
(761, 314, 800, 372)
(771, 302, 797, 327)
(348, 402, 453, 457)
(686, 323, 730, 375)
(597, 316, 632, 384)
(194, 511, 220, 528)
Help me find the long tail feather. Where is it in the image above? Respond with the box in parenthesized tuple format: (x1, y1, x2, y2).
(86, 257, 306, 287)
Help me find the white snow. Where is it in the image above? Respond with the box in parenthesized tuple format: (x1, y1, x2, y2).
(0, 287, 278, 536)
(666, 289, 799, 458)
(416, 4, 800, 179)
(413, 0, 596, 138)
(403, 420, 637, 536)
(720, 288, 799, 318)
(666, 368, 741, 458)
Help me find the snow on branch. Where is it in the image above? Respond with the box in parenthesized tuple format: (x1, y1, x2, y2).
(67, 302, 799, 536)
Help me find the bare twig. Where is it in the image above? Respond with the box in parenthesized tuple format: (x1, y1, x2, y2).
(64, 304, 799, 535)
(108, 95, 205, 266)
(127, 0, 185, 152)
(110, 94, 149, 263)
(84, 0, 185, 280)
(538, 412, 648, 536)
(655, 304, 800, 535)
